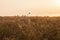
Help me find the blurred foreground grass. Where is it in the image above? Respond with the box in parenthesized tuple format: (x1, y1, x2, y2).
(0, 16, 60, 40)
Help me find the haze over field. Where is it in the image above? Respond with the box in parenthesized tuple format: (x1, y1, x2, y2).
(0, 0, 60, 16)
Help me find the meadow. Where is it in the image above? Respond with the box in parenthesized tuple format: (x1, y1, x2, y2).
(0, 16, 60, 40)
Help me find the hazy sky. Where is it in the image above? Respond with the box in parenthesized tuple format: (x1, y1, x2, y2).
(0, 0, 60, 16)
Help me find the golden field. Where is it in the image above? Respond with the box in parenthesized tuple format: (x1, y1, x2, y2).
(0, 16, 60, 40)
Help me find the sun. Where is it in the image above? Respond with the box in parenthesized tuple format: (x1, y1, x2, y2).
(55, 0, 60, 5)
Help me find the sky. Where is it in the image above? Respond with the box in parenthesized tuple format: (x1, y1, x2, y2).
(0, 0, 60, 16)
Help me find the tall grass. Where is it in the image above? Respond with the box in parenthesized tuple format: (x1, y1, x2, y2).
(0, 16, 60, 40)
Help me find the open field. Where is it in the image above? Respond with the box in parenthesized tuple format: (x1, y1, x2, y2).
(0, 16, 60, 40)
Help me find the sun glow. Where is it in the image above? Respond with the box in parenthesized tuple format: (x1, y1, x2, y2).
(54, 0, 60, 6)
